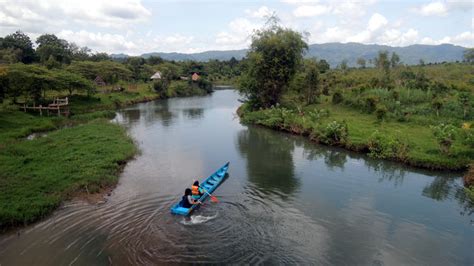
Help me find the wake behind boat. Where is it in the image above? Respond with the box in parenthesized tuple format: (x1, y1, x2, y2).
(171, 162, 230, 215)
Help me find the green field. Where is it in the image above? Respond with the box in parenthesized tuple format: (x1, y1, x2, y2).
(0, 119, 136, 228)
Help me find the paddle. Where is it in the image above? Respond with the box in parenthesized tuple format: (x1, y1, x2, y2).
(200, 186, 219, 203)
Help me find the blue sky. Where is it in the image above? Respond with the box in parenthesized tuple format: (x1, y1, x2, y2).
(0, 0, 472, 55)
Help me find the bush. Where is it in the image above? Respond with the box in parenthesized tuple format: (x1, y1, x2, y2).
(321, 120, 348, 145)
(365, 95, 379, 113)
(367, 130, 409, 161)
(153, 80, 166, 94)
(461, 123, 474, 148)
(332, 91, 343, 104)
(375, 104, 388, 121)
(431, 123, 457, 154)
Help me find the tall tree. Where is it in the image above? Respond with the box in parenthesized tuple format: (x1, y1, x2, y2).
(463, 48, 474, 63)
(356, 57, 366, 68)
(239, 20, 307, 108)
(374, 51, 390, 74)
(390, 52, 400, 68)
(1, 31, 36, 63)
(36, 34, 71, 64)
(303, 59, 320, 105)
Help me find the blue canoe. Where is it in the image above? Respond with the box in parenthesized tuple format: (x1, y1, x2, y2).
(171, 162, 230, 215)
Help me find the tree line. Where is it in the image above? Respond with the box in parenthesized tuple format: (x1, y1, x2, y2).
(0, 30, 244, 103)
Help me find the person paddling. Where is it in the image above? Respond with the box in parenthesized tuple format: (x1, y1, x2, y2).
(191, 180, 204, 200)
(179, 188, 202, 208)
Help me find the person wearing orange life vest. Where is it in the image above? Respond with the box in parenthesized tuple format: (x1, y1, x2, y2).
(191, 180, 204, 200)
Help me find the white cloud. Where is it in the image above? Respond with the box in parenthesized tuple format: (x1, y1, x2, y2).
(57, 30, 138, 53)
(246, 6, 273, 18)
(215, 18, 261, 49)
(162, 34, 194, 46)
(0, 0, 151, 36)
(413, 1, 448, 16)
(293, 5, 331, 17)
(367, 13, 388, 32)
(281, 0, 320, 4)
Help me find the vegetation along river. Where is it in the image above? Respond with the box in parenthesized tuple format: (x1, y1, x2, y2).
(0, 89, 472, 265)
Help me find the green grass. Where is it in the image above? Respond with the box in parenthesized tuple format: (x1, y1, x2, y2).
(239, 100, 473, 170)
(0, 119, 136, 228)
(0, 110, 59, 143)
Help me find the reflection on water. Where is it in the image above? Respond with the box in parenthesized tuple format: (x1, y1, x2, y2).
(182, 108, 204, 120)
(237, 127, 299, 196)
(0, 90, 473, 265)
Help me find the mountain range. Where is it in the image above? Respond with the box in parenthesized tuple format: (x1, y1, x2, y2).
(112, 42, 468, 67)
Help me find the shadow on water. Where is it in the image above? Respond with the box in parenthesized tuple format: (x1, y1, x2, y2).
(182, 108, 204, 120)
(236, 126, 299, 197)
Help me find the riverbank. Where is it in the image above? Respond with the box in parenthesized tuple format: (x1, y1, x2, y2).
(0, 82, 212, 230)
(237, 102, 473, 172)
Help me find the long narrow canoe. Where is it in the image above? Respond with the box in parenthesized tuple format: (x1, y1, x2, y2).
(171, 162, 230, 215)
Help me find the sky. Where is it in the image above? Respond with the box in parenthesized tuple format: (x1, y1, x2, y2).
(0, 0, 472, 55)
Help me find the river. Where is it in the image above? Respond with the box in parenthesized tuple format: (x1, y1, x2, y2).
(0, 89, 472, 265)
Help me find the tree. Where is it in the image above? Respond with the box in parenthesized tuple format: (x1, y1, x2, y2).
(126, 56, 147, 81)
(339, 59, 348, 72)
(1, 31, 36, 63)
(318, 59, 330, 73)
(458, 92, 471, 118)
(90, 52, 110, 62)
(239, 20, 308, 108)
(53, 70, 95, 96)
(69, 43, 91, 61)
(303, 59, 320, 105)
(390, 52, 400, 68)
(356, 57, 366, 68)
(463, 48, 474, 63)
(0, 47, 22, 64)
(374, 51, 390, 74)
(36, 34, 71, 64)
(146, 55, 163, 65)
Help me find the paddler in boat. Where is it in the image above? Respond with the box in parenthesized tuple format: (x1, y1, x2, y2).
(179, 188, 202, 208)
(191, 180, 204, 200)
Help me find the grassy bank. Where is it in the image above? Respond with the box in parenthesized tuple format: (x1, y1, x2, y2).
(0, 120, 136, 228)
(238, 100, 473, 170)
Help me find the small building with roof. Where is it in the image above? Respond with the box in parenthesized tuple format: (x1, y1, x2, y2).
(150, 71, 162, 80)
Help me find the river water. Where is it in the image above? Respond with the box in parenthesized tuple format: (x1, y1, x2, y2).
(0, 90, 473, 265)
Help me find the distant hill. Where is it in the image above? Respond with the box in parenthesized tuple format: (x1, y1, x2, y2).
(111, 43, 467, 67)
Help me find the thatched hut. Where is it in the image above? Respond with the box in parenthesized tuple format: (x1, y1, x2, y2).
(150, 71, 162, 80)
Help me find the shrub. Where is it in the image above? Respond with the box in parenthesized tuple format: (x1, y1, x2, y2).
(365, 95, 379, 113)
(431, 123, 457, 154)
(153, 80, 166, 95)
(375, 104, 388, 121)
(367, 130, 409, 161)
(321, 120, 348, 145)
(332, 91, 343, 104)
(461, 123, 474, 148)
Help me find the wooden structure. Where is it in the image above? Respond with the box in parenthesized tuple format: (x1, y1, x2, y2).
(22, 97, 70, 117)
(192, 73, 200, 81)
